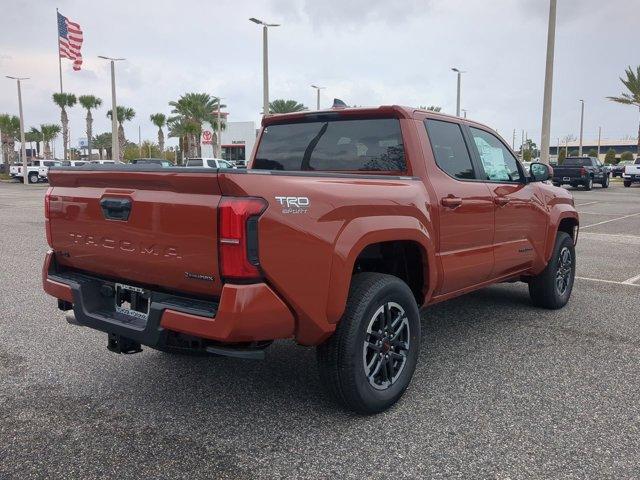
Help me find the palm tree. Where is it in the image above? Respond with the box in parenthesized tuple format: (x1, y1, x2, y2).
(78, 95, 102, 160)
(40, 124, 61, 159)
(269, 99, 307, 114)
(419, 105, 442, 112)
(93, 132, 112, 159)
(168, 116, 201, 159)
(150, 113, 167, 154)
(25, 128, 41, 157)
(0, 114, 20, 167)
(29, 127, 44, 157)
(52, 93, 77, 160)
(607, 65, 640, 155)
(168, 93, 225, 157)
(107, 106, 136, 161)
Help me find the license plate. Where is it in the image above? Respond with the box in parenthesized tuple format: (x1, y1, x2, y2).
(114, 283, 150, 321)
(563, 177, 570, 181)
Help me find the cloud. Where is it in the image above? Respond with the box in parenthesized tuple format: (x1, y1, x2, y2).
(1, 0, 639, 157)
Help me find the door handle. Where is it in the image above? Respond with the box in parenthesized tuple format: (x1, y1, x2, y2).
(441, 196, 463, 208)
(494, 196, 510, 206)
(100, 197, 132, 221)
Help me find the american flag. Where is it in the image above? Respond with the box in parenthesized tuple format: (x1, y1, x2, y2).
(57, 12, 83, 71)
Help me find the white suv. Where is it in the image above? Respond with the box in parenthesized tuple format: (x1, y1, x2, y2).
(185, 158, 236, 169)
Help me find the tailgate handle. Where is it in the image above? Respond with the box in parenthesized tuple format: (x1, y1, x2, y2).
(100, 197, 132, 221)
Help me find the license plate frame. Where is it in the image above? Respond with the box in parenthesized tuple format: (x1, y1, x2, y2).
(114, 283, 151, 321)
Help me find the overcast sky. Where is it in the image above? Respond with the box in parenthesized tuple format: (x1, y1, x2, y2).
(1, 0, 638, 154)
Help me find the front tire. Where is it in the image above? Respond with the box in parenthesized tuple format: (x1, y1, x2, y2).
(317, 273, 421, 414)
(601, 174, 610, 188)
(624, 181, 631, 188)
(529, 232, 575, 309)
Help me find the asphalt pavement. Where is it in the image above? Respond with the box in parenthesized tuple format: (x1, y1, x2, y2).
(1, 180, 639, 479)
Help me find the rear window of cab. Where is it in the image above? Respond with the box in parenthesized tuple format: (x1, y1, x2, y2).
(253, 118, 405, 172)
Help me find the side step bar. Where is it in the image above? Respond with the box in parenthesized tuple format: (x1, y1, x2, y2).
(205, 345, 266, 360)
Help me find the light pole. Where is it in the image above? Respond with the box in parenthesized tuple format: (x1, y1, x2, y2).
(249, 18, 280, 116)
(578, 99, 585, 157)
(216, 97, 224, 158)
(597, 126, 602, 159)
(451, 67, 465, 117)
(98, 56, 125, 162)
(6, 76, 29, 184)
(311, 85, 325, 110)
(540, 0, 557, 165)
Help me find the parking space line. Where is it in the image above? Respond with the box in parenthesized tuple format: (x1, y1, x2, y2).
(581, 212, 640, 229)
(622, 273, 640, 285)
(576, 276, 640, 287)
(575, 201, 599, 207)
(579, 232, 640, 242)
(578, 212, 630, 216)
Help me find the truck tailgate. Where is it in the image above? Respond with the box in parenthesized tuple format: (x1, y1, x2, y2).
(47, 168, 223, 298)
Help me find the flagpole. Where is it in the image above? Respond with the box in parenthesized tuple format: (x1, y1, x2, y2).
(56, 8, 63, 93)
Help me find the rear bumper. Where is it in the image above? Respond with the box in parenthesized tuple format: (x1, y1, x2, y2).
(42, 251, 295, 346)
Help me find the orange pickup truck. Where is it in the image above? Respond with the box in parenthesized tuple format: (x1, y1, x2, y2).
(43, 105, 579, 413)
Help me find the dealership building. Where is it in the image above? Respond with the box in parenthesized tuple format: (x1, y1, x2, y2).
(200, 114, 257, 165)
(549, 138, 638, 160)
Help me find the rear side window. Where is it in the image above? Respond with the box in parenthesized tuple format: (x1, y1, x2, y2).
(425, 119, 475, 180)
(188, 159, 203, 167)
(254, 118, 405, 171)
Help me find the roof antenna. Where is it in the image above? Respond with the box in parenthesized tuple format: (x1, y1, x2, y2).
(332, 98, 347, 109)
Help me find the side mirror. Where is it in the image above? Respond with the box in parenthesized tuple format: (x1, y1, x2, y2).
(529, 162, 552, 182)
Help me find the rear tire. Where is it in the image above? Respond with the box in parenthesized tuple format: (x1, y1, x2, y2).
(28, 172, 39, 184)
(583, 178, 593, 190)
(317, 273, 421, 414)
(529, 232, 575, 309)
(624, 181, 632, 188)
(601, 174, 610, 188)
(552, 182, 561, 187)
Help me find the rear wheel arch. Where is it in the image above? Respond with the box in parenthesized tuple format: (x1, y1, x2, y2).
(352, 240, 428, 305)
(326, 218, 435, 324)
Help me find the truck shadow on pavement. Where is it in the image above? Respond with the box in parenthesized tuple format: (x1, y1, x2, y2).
(120, 283, 537, 418)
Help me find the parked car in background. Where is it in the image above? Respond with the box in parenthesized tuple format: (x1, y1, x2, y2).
(130, 158, 173, 167)
(185, 157, 236, 169)
(552, 156, 610, 190)
(90, 159, 117, 165)
(622, 158, 640, 187)
(43, 105, 579, 414)
(38, 160, 63, 182)
(61, 160, 89, 167)
(10, 160, 57, 183)
(612, 160, 634, 178)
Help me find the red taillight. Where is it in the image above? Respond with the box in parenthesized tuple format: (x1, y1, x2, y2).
(218, 197, 267, 281)
(580, 167, 587, 176)
(44, 187, 53, 247)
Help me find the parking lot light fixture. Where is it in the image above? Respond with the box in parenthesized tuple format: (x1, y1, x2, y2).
(451, 67, 465, 117)
(6, 75, 29, 184)
(579, 99, 585, 157)
(540, 0, 557, 165)
(249, 18, 280, 116)
(98, 56, 125, 162)
(311, 85, 325, 110)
